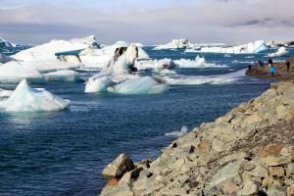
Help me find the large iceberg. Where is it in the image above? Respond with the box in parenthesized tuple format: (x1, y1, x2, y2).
(0, 80, 70, 112)
(107, 76, 169, 95)
(154, 38, 194, 50)
(12, 35, 98, 61)
(200, 40, 268, 54)
(0, 61, 44, 84)
(267, 47, 288, 57)
(85, 44, 169, 94)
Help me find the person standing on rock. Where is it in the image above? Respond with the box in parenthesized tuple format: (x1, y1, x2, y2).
(269, 64, 276, 77)
(286, 59, 291, 72)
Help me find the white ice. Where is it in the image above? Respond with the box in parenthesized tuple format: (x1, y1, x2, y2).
(165, 126, 188, 137)
(163, 69, 246, 85)
(267, 47, 288, 57)
(43, 70, 81, 83)
(12, 35, 98, 61)
(84, 73, 114, 93)
(0, 61, 44, 84)
(0, 79, 70, 112)
(107, 76, 169, 95)
(0, 88, 13, 99)
(200, 40, 268, 54)
(154, 38, 194, 50)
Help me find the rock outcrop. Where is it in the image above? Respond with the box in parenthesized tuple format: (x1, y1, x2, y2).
(100, 82, 294, 196)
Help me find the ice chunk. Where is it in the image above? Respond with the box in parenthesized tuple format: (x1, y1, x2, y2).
(136, 58, 176, 70)
(154, 38, 193, 50)
(12, 35, 98, 61)
(0, 88, 13, 99)
(163, 69, 245, 85)
(0, 61, 44, 84)
(43, 70, 81, 82)
(200, 40, 268, 54)
(165, 126, 188, 137)
(84, 74, 114, 93)
(107, 76, 169, 95)
(267, 47, 288, 57)
(0, 79, 70, 112)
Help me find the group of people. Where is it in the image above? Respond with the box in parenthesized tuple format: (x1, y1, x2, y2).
(248, 58, 291, 77)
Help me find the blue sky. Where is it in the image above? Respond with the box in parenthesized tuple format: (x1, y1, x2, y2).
(0, 0, 293, 45)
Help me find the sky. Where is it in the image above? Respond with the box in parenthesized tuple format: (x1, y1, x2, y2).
(0, 0, 294, 45)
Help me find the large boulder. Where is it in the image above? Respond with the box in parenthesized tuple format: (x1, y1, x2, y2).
(102, 154, 134, 178)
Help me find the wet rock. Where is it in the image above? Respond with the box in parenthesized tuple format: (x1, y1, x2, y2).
(102, 153, 134, 178)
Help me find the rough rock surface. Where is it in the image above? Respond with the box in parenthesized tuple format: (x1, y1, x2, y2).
(100, 82, 294, 196)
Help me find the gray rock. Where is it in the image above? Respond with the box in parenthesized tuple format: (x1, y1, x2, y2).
(102, 153, 134, 178)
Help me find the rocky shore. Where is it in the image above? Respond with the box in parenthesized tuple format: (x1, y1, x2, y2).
(246, 57, 294, 81)
(100, 81, 294, 196)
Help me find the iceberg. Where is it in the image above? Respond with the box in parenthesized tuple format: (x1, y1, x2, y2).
(154, 38, 194, 50)
(0, 61, 44, 84)
(0, 80, 70, 112)
(85, 44, 169, 94)
(136, 58, 176, 71)
(12, 35, 98, 61)
(163, 69, 246, 85)
(200, 40, 268, 54)
(43, 70, 82, 83)
(267, 47, 288, 57)
(107, 76, 169, 95)
(0, 88, 13, 99)
(84, 74, 114, 93)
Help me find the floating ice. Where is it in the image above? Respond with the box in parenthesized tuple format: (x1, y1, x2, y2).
(163, 69, 246, 85)
(0, 80, 70, 112)
(136, 58, 176, 70)
(107, 76, 169, 95)
(154, 39, 194, 50)
(0, 61, 44, 84)
(165, 126, 188, 137)
(43, 70, 82, 83)
(12, 35, 98, 61)
(267, 47, 288, 57)
(0, 88, 13, 99)
(84, 73, 114, 93)
(200, 40, 268, 54)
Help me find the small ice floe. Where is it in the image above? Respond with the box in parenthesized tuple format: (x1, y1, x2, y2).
(165, 126, 189, 137)
(0, 79, 70, 112)
(266, 47, 288, 57)
(0, 88, 13, 99)
(43, 70, 82, 83)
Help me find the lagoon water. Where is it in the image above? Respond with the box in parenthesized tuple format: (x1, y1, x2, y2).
(1, 47, 292, 195)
